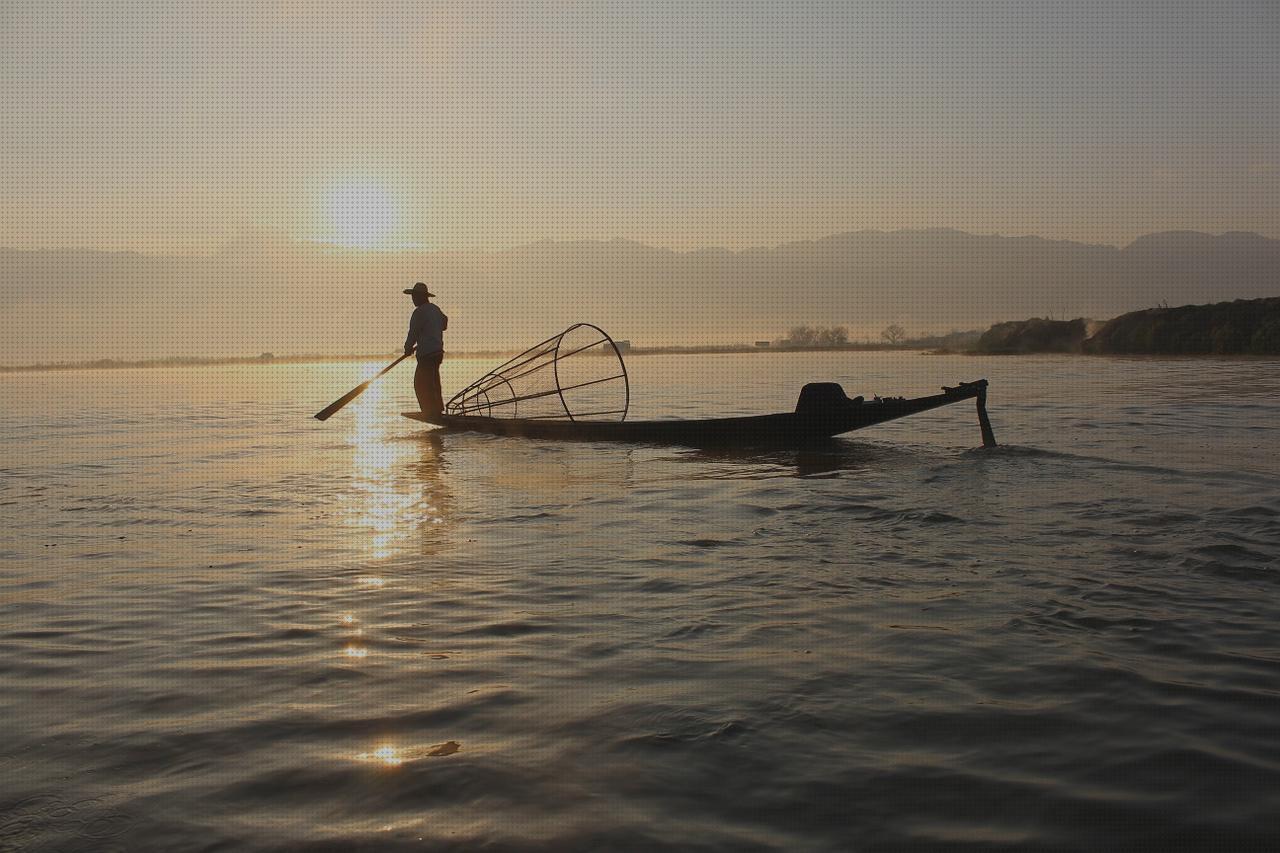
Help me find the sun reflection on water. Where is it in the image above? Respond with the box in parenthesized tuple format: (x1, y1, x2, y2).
(354, 741, 462, 767)
(333, 375, 457, 684)
(356, 745, 404, 767)
(340, 379, 430, 558)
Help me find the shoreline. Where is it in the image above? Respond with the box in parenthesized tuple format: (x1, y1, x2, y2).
(0, 352, 510, 374)
(0, 345, 918, 374)
(6, 345, 1278, 374)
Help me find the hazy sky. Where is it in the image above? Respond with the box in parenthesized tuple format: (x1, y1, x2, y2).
(2, 0, 1276, 253)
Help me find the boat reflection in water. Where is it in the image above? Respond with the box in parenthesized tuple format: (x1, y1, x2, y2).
(669, 441, 922, 478)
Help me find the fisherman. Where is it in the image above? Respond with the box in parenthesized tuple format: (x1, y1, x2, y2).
(403, 282, 448, 416)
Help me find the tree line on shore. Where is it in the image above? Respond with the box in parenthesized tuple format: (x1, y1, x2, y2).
(772, 324, 948, 348)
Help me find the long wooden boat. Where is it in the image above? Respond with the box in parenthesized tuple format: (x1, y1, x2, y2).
(403, 379, 996, 447)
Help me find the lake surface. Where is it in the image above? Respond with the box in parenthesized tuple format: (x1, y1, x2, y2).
(2, 352, 1279, 851)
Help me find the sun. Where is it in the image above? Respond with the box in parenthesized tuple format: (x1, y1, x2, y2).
(325, 182, 398, 249)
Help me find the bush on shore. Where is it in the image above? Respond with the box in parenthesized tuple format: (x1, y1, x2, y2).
(1084, 297, 1280, 355)
(974, 318, 1087, 354)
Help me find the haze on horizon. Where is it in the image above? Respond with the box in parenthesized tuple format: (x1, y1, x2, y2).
(2, 1, 1278, 363)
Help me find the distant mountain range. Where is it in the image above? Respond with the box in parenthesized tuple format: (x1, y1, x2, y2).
(3, 228, 1278, 364)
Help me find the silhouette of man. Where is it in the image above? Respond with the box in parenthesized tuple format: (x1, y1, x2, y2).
(403, 282, 448, 416)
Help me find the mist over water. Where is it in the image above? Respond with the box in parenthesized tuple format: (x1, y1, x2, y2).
(2, 352, 1279, 850)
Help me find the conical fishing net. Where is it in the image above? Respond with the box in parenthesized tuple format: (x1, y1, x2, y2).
(446, 324, 630, 422)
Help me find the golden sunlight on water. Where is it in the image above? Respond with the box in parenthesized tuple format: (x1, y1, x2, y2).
(344, 380, 420, 560)
(354, 741, 464, 768)
(355, 745, 405, 768)
(3, 355, 1279, 849)
(337, 612, 369, 662)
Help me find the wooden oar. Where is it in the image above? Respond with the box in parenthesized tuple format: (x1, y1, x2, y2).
(314, 352, 412, 421)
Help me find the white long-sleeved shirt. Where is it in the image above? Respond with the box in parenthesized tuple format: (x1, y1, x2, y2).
(404, 303, 448, 357)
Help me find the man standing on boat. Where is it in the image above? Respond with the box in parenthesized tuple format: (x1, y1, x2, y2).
(403, 282, 448, 417)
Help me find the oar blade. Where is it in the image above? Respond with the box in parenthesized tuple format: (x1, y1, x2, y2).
(314, 352, 410, 422)
(313, 382, 370, 421)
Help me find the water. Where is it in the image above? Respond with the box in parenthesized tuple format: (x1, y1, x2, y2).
(2, 352, 1279, 851)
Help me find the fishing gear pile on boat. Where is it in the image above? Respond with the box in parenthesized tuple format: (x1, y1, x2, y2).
(446, 323, 631, 422)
